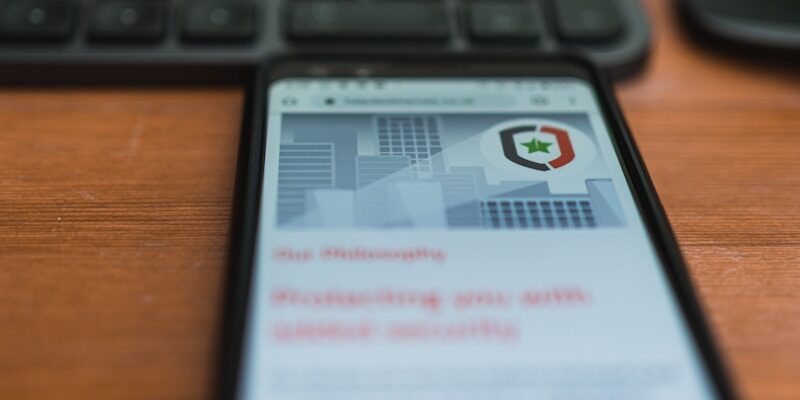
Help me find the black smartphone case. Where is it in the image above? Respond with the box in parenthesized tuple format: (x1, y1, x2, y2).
(216, 53, 737, 400)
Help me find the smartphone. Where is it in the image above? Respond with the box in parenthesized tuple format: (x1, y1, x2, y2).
(220, 55, 735, 400)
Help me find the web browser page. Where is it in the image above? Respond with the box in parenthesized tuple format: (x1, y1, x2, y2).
(239, 78, 716, 399)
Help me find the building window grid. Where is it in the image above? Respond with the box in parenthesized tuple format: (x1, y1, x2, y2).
(481, 199, 596, 229)
(376, 115, 442, 173)
(355, 156, 413, 188)
(277, 145, 335, 179)
(276, 143, 336, 225)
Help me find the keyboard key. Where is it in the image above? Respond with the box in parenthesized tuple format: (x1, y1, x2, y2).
(468, 1, 539, 42)
(553, 0, 623, 42)
(0, 0, 76, 40)
(89, 0, 166, 41)
(182, 0, 255, 42)
(288, 0, 450, 41)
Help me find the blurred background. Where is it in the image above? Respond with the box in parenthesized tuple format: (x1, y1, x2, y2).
(0, 1, 798, 399)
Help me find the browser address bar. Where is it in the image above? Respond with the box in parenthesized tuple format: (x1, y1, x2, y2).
(313, 94, 516, 109)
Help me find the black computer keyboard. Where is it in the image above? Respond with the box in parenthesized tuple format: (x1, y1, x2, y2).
(0, 0, 650, 81)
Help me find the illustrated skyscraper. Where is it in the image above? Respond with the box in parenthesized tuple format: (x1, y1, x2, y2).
(430, 172, 483, 228)
(478, 179, 624, 229)
(276, 143, 335, 227)
(480, 198, 596, 229)
(294, 129, 357, 190)
(272, 115, 626, 230)
(355, 155, 413, 227)
(375, 115, 445, 174)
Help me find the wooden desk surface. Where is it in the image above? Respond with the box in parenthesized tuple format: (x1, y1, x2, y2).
(1, 1, 798, 399)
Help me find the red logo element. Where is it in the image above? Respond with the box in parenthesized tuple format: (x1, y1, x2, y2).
(500, 125, 576, 171)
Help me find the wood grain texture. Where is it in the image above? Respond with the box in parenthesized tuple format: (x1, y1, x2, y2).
(0, 0, 798, 399)
(615, 2, 800, 399)
(0, 89, 243, 400)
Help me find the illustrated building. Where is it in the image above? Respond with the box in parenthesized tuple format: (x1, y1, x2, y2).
(389, 182, 448, 228)
(375, 115, 445, 174)
(355, 155, 414, 227)
(275, 143, 336, 226)
(586, 179, 625, 226)
(305, 189, 355, 228)
(430, 172, 483, 228)
(273, 115, 627, 230)
(480, 198, 596, 229)
(294, 129, 357, 190)
(355, 155, 413, 187)
(478, 179, 625, 229)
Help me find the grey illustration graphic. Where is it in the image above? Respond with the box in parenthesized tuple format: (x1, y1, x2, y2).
(275, 114, 626, 229)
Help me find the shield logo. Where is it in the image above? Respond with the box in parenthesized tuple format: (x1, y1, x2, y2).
(500, 125, 576, 171)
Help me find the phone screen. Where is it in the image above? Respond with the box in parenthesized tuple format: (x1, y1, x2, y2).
(237, 75, 718, 399)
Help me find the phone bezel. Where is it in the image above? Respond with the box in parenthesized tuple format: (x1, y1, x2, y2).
(218, 53, 737, 400)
